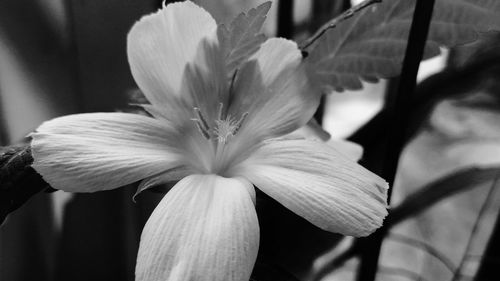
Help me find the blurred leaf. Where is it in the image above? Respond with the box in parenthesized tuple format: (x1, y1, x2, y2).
(474, 198, 500, 281)
(387, 166, 500, 227)
(305, 0, 500, 92)
(218, 1, 271, 79)
(0, 144, 48, 225)
(310, 166, 500, 281)
(350, 53, 500, 151)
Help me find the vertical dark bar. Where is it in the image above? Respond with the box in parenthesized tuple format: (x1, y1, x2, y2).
(0, 94, 9, 145)
(0, 2, 80, 279)
(356, 0, 436, 280)
(56, 1, 159, 281)
(68, 0, 157, 112)
(277, 0, 294, 38)
(63, 0, 85, 113)
(474, 201, 500, 280)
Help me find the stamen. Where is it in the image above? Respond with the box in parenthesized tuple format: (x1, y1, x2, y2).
(229, 69, 238, 96)
(190, 104, 247, 144)
(217, 102, 224, 120)
(214, 118, 237, 144)
(194, 120, 211, 140)
(193, 107, 209, 131)
(233, 112, 249, 134)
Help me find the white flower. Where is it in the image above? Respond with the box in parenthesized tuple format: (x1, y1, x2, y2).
(30, 1, 388, 280)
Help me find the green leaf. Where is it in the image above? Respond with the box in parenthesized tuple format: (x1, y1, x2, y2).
(218, 1, 272, 78)
(305, 0, 500, 92)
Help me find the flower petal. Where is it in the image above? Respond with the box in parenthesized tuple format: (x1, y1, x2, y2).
(229, 38, 320, 141)
(127, 1, 219, 124)
(181, 40, 229, 123)
(287, 119, 363, 161)
(136, 174, 259, 281)
(31, 113, 186, 192)
(231, 138, 388, 237)
(288, 119, 332, 141)
(327, 139, 363, 162)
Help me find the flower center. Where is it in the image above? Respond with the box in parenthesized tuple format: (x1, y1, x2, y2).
(191, 103, 248, 144)
(189, 103, 249, 174)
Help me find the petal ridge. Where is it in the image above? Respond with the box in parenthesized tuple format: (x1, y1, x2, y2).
(127, 1, 218, 125)
(31, 113, 185, 192)
(231, 138, 388, 237)
(229, 38, 321, 144)
(136, 174, 259, 281)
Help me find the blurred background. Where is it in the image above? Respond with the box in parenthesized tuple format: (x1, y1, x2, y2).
(1, 0, 499, 280)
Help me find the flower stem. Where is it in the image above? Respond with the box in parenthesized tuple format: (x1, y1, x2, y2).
(355, 0, 436, 280)
(277, 0, 294, 39)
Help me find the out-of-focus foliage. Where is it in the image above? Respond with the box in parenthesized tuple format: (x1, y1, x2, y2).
(0, 0, 78, 142)
(373, 99, 500, 281)
(306, 0, 500, 92)
(314, 31, 500, 280)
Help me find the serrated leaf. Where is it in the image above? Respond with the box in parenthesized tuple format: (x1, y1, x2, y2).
(305, 0, 500, 92)
(219, 1, 271, 78)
